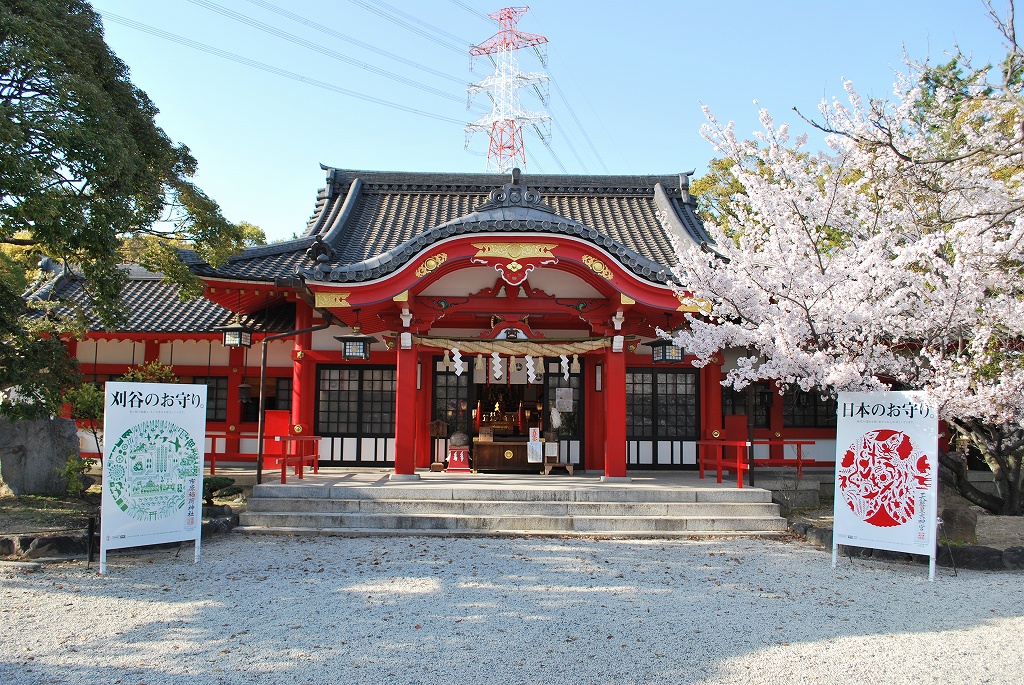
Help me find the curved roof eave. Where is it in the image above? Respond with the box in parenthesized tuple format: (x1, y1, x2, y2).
(301, 176, 687, 287)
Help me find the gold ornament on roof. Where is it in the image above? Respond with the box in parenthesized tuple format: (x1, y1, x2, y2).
(416, 253, 448, 277)
(582, 255, 613, 280)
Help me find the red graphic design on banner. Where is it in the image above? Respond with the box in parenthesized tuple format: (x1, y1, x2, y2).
(837, 429, 931, 528)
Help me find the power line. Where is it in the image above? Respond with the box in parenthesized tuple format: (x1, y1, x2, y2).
(548, 77, 607, 174)
(186, 0, 472, 107)
(98, 11, 469, 126)
(447, 0, 495, 25)
(365, 0, 473, 47)
(241, 0, 472, 88)
(529, 10, 614, 174)
(346, 0, 468, 54)
(552, 119, 588, 173)
(530, 124, 567, 173)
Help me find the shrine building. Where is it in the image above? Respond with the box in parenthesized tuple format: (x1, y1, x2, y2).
(55, 167, 840, 478)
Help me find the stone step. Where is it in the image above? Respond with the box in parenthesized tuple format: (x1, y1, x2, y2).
(251, 483, 774, 504)
(246, 497, 781, 518)
(238, 511, 788, 533)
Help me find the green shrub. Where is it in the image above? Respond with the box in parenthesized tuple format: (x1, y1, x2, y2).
(59, 453, 96, 498)
(203, 476, 240, 505)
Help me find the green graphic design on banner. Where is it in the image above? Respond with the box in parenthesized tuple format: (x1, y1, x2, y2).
(106, 419, 201, 523)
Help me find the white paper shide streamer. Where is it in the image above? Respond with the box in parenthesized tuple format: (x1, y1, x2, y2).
(491, 351, 503, 380)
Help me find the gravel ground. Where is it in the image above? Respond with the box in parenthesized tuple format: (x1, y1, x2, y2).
(1, 533, 1021, 685)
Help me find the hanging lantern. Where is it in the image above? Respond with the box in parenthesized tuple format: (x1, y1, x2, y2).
(334, 334, 376, 360)
(237, 381, 253, 403)
(645, 339, 684, 363)
(217, 319, 253, 349)
(335, 308, 375, 360)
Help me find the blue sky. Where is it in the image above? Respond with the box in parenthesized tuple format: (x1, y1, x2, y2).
(90, 0, 1008, 242)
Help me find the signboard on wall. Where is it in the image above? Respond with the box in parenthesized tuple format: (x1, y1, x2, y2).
(832, 391, 939, 579)
(100, 382, 207, 574)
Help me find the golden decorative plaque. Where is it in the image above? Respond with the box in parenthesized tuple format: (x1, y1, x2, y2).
(314, 291, 351, 308)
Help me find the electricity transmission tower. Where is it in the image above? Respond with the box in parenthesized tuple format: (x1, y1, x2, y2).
(465, 7, 551, 174)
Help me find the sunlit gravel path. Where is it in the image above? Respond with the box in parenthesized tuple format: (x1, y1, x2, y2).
(1, 533, 1021, 684)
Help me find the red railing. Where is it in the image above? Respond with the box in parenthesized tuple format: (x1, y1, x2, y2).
(697, 439, 822, 488)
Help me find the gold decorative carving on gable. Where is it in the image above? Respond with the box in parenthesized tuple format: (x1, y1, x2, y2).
(470, 243, 559, 287)
(471, 242, 557, 261)
(314, 291, 351, 308)
(676, 293, 712, 313)
(582, 255, 613, 280)
(416, 253, 447, 277)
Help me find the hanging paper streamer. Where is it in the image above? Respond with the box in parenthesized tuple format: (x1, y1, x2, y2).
(451, 348, 464, 376)
(525, 355, 536, 383)
(560, 354, 570, 381)
(491, 352, 503, 380)
(475, 354, 486, 385)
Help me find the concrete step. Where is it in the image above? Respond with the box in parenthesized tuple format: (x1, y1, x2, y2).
(245, 497, 781, 518)
(251, 483, 774, 504)
(238, 511, 788, 533)
(240, 479, 787, 536)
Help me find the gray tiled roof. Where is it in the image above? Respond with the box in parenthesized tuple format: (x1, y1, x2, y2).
(183, 168, 712, 286)
(30, 265, 294, 334)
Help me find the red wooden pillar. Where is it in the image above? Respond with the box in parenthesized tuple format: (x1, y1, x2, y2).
(701, 356, 724, 438)
(393, 340, 418, 478)
(414, 351, 432, 469)
(603, 344, 628, 480)
(584, 354, 606, 471)
(291, 302, 313, 433)
(143, 340, 159, 364)
(226, 345, 245, 431)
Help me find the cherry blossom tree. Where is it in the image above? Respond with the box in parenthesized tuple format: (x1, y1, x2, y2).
(673, 2, 1024, 513)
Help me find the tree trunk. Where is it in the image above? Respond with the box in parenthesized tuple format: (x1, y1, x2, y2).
(947, 419, 1024, 516)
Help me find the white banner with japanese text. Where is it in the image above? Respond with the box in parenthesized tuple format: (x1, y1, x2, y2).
(833, 391, 938, 559)
(100, 382, 207, 573)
